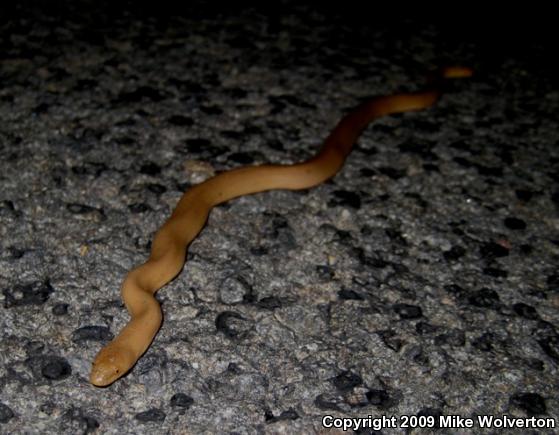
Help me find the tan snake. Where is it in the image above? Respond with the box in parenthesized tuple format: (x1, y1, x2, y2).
(90, 67, 472, 386)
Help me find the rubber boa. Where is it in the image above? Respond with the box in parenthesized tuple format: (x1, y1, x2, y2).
(90, 67, 473, 386)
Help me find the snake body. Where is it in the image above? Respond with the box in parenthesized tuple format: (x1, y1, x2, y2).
(90, 67, 472, 386)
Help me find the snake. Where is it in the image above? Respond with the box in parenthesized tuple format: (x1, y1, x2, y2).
(89, 67, 473, 386)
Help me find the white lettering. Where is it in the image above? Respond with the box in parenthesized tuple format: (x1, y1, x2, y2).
(321, 415, 398, 431)
(324, 414, 556, 430)
(478, 415, 556, 429)
(439, 415, 474, 428)
(478, 415, 493, 428)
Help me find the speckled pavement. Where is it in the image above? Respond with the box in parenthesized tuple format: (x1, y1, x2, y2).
(0, 2, 558, 434)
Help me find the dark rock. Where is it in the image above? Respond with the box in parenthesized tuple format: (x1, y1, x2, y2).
(479, 242, 509, 259)
(262, 212, 296, 250)
(33, 102, 50, 114)
(329, 190, 362, 209)
(509, 392, 546, 415)
(3, 280, 54, 308)
(25, 355, 72, 381)
(482, 267, 508, 278)
(477, 165, 503, 177)
(250, 246, 268, 256)
(0, 200, 18, 218)
(468, 288, 501, 309)
(215, 311, 251, 339)
(536, 334, 559, 363)
(338, 289, 364, 301)
(52, 303, 69, 315)
(42, 359, 72, 380)
(128, 203, 152, 213)
(185, 138, 211, 153)
(7, 246, 25, 259)
(443, 246, 466, 261)
(71, 161, 107, 176)
(200, 105, 223, 115)
(512, 303, 539, 320)
(167, 115, 194, 126)
(170, 393, 194, 409)
(385, 228, 407, 246)
(135, 352, 168, 376)
(227, 152, 254, 164)
(220, 130, 243, 140)
(360, 168, 376, 177)
(332, 370, 362, 392)
(314, 393, 343, 411)
(547, 273, 559, 291)
(354, 248, 389, 268)
(265, 408, 299, 423)
(135, 408, 166, 422)
(219, 130, 245, 141)
(472, 332, 494, 352)
(366, 389, 391, 408)
(139, 162, 162, 175)
(61, 408, 99, 434)
(444, 284, 468, 299)
(146, 183, 167, 194)
(415, 321, 438, 335)
(115, 86, 166, 104)
(393, 303, 422, 319)
(378, 330, 403, 352)
(504, 217, 526, 230)
(515, 189, 534, 201)
(316, 265, 334, 281)
(398, 140, 438, 160)
(0, 403, 14, 423)
(378, 166, 406, 179)
(423, 163, 439, 172)
(71, 326, 113, 342)
(225, 87, 247, 99)
(435, 329, 466, 347)
(114, 136, 135, 145)
(66, 203, 97, 214)
(256, 296, 282, 310)
(74, 78, 98, 91)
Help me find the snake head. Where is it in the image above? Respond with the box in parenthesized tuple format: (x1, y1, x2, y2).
(90, 342, 136, 387)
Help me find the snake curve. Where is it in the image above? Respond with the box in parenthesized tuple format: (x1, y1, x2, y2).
(90, 67, 473, 386)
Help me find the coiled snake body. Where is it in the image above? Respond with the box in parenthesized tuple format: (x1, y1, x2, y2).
(90, 67, 472, 386)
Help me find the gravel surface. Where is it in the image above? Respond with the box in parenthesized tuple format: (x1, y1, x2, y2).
(0, 2, 557, 434)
